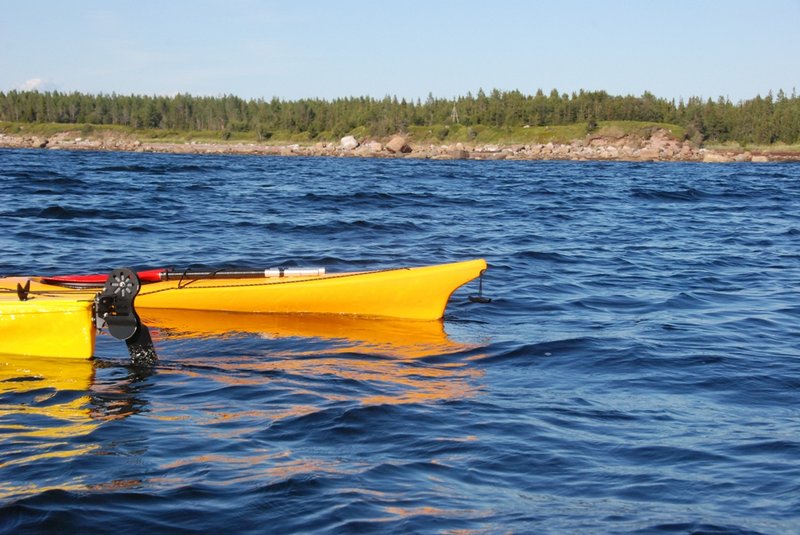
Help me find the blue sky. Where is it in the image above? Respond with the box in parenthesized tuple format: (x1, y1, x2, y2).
(1, 0, 798, 103)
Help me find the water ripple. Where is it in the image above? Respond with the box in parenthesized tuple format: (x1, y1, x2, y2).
(1, 150, 798, 532)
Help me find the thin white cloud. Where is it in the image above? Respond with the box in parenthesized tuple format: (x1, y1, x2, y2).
(18, 78, 57, 91)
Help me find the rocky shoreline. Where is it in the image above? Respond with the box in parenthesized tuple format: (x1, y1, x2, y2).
(1, 129, 797, 163)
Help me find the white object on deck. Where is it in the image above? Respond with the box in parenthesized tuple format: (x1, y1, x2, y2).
(264, 267, 326, 278)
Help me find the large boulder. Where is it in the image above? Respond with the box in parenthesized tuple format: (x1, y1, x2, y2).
(385, 135, 411, 154)
(340, 135, 359, 150)
(365, 141, 383, 153)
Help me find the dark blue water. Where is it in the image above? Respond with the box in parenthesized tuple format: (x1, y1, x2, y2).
(1, 148, 799, 534)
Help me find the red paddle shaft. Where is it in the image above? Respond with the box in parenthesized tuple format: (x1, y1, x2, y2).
(40, 267, 325, 287)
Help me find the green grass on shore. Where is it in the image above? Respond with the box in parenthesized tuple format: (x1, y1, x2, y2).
(8, 120, 800, 153)
(0, 121, 329, 144)
(0, 120, 685, 145)
(702, 140, 800, 153)
(405, 121, 686, 145)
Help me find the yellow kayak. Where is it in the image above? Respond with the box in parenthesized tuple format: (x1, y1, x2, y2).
(0, 259, 488, 359)
(6, 259, 487, 321)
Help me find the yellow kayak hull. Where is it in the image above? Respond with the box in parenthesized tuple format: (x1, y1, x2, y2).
(0, 294, 95, 359)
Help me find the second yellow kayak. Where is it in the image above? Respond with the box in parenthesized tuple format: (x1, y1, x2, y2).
(0, 292, 95, 359)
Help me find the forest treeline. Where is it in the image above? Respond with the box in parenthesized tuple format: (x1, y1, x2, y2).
(1, 88, 799, 145)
